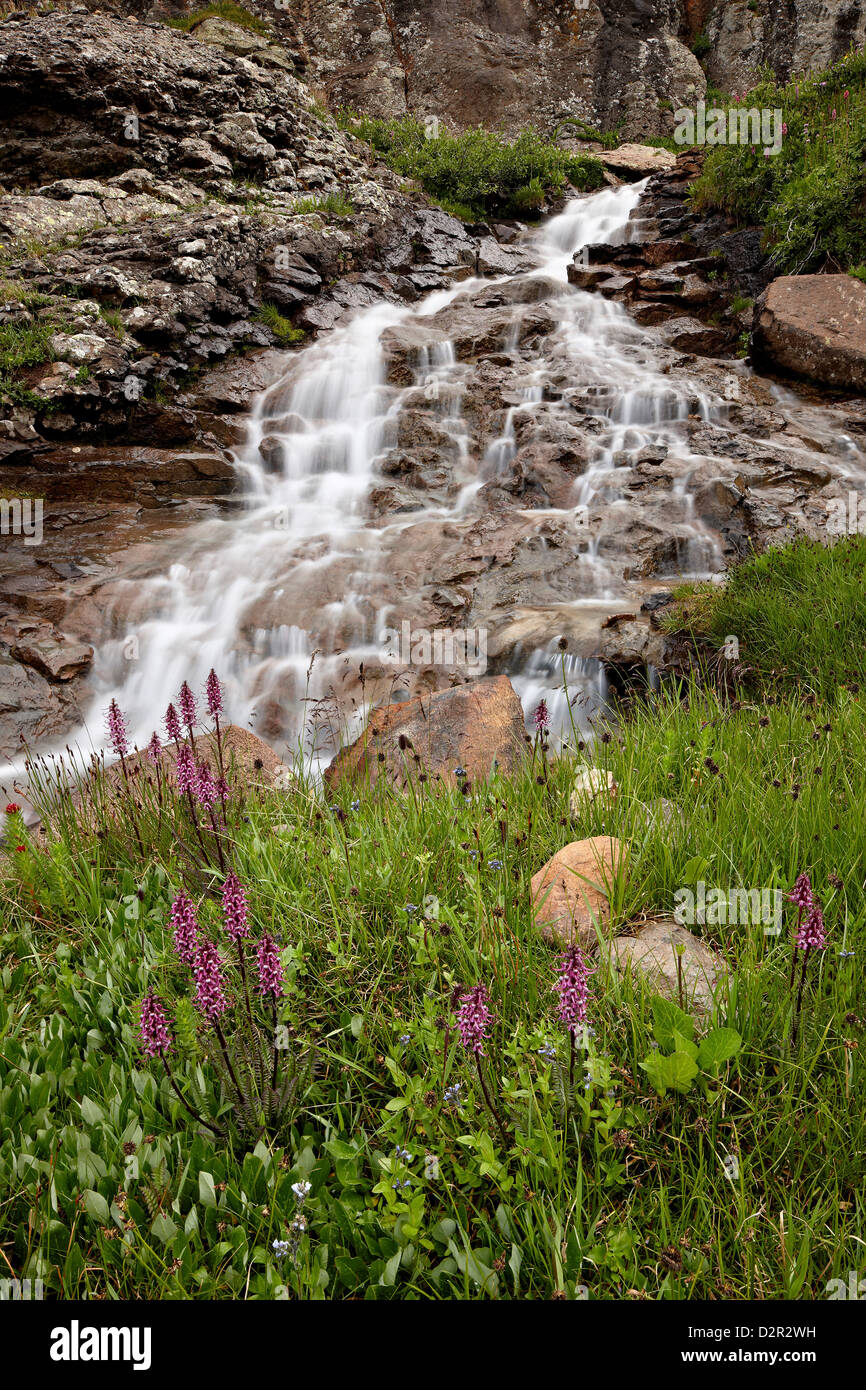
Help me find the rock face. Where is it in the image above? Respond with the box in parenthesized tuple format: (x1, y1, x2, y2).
(257, 0, 705, 141)
(323, 675, 527, 791)
(753, 276, 866, 393)
(600, 917, 728, 1014)
(0, 10, 484, 754)
(704, 0, 866, 98)
(530, 836, 627, 949)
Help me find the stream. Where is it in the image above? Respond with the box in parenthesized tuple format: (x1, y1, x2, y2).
(22, 180, 866, 770)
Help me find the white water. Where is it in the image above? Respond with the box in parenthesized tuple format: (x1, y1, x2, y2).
(5, 179, 805, 773)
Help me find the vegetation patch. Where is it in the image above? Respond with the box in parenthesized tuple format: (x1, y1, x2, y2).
(337, 113, 604, 221)
(166, 3, 272, 38)
(661, 534, 866, 698)
(254, 301, 305, 345)
(1, 534, 863, 1299)
(690, 48, 866, 273)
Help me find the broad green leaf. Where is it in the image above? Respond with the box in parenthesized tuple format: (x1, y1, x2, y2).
(697, 1027, 742, 1069)
(640, 1049, 699, 1096)
(79, 1096, 104, 1126)
(671, 1029, 699, 1061)
(666, 1051, 700, 1093)
(151, 1212, 178, 1243)
(198, 1170, 217, 1208)
(651, 995, 695, 1050)
(82, 1189, 109, 1223)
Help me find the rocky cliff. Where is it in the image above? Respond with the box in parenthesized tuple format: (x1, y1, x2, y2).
(137, 0, 865, 138)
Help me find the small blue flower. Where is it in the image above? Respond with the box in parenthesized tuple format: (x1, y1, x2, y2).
(391, 1178, 412, 1191)
(350, 799, 360, 812)
(488, 859, 503, 871)
(443, 1082, 463, 1108)
(838, 950, 855, 958)
(272, 1239, 290, 1259)
(394, 1145, 413, 1162)
(453, 766, 467, 778)
(399, 1033, 411, 1045)
(468, 849, 479, 861)
(404, 903, 418, 914)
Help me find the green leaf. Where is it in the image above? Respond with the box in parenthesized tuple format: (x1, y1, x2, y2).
(681, 855, 711, 886)
(350, 1014, 364, 1038)
(667, 1051, 700, 1093)
(651, 995, 695, 1051)
(640, 1049, 699, 1096)
(82, 1189, 109, 1223)
(151, 1212, 178, 1243)
(697, 1027, 742, 1070)
(325, 1139, 358, 1161)
(198, 1170, 217, 1208)
(380, 1250, 402, 1287)
(79, 1096, 104, 1125)
(671, 1029, 699, 1061)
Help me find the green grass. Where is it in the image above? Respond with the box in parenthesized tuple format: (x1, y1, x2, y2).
(690, 48, 866, 273)
(0, 309, 77, 410)
(661, 535, 866, 699)
(337, 113, 604, 221)
(254, 301, 305, 345)
(0, 536, 863, 1300)
(167, 3, 272, 38)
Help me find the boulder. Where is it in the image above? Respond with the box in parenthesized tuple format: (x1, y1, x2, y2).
(599, 145, 677, 181)
(10, 635, 93, 683)
(599, 918, 728, 1015)
(530, 836, 627, 950)
(753, 275, 866, 392)
(323, 676, 527, 791)
(98, 724, 287, 802)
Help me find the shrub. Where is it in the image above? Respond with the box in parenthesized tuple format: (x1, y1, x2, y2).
(690, 49, 866, 273)
(337, 113, 604, 220)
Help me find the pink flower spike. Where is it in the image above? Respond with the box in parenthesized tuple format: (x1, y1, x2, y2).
(222, 872, 250, 942)
(206, 669, 223, 720)
(787, 872, 813, 912)
(165, 703, 182, 742)
(193, 937, 229, 1022)
(170, 891, 198, 966)
(107, 699, 128, 758)
(797, 902, 827, 953)
(256, 932, 284, 999)
(175, 743, 196, 795)
(179, 680, 197, 731)
(456, 983, 492, 1056)
(554, 943, 593, 1037)
(195, 762, 217, 807)
(146, 731, 162, 764)
(139, 989, 173, 1058)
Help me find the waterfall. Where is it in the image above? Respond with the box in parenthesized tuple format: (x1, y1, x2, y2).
(12, 179, 757, 769)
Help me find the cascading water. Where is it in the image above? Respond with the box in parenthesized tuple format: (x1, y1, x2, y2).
(18, 178, 802, 770)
